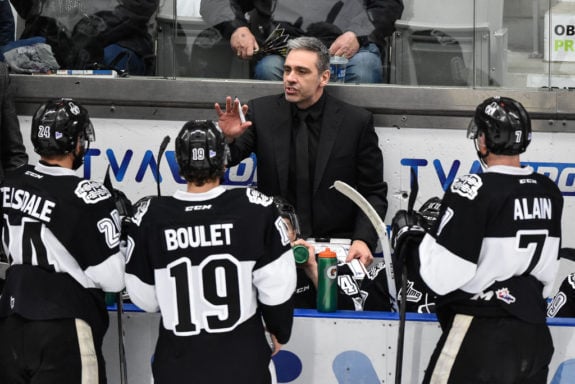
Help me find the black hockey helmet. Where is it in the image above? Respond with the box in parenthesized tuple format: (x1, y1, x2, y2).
(31, 98, 95, 157)
(467, 96, 531, 156)
(273, 196, 301, 239)
(175, 120, 229, 178)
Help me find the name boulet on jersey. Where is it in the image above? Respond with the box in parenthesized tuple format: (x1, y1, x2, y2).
(165, 223, 234, 251)
(1, 186, 56, 223)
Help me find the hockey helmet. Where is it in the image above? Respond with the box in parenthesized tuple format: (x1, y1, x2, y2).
(175, 120, 229, 177)
(273, 196, 301, 240)
(31, 98, 95, 156)
(418, 196, 442, 231)
(467, 96, 531, 156)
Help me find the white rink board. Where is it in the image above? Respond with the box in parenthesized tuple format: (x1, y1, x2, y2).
(18, 116, 575, 291)
(17, 116, 575, 243)
(102, 309, 575, 384)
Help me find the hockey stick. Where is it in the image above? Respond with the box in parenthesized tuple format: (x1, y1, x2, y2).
(156, 135, 171, 197)
(102, 166, 128, 384)
(116, 293, 128, 384)
(332, 180, 398, 312)
(395, 168, 419, 384)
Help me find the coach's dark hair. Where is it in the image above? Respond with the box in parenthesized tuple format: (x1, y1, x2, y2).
(287, 36, 330, 74)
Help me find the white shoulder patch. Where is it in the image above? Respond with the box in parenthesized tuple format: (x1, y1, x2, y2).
(75, 180, 112, 204)
(568, 273, 575, 290)
(547, 292, 567, 317)
(450, 174, 482, 200)
(245, 188, 274, 207)
(132, 198, 152, 226)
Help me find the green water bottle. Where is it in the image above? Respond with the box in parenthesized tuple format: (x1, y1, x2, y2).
(292, 245, 309, 264)
(317, 248, 338, 312)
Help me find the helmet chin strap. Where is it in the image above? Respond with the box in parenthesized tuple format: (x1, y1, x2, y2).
(71, 147, 85, 170)
(474, 138, 489, 168)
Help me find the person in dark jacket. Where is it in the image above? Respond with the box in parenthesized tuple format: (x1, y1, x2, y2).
(198, 0, 403, 82)
(0, 61, 27, 183)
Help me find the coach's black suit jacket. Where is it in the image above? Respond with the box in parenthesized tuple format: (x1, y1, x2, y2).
(229, 92, 387, 250)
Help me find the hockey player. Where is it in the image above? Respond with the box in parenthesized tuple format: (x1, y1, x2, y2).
(0, 98, 125, 383)
(273, 196, 393, 311)
(390, 196, 441, 314)
(415, 96, 563, 383)
(124, 120, 296, 384)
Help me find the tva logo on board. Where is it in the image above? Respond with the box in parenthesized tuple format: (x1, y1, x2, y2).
(81, 148, 575, 196)
(402, 158, 575, 196)
(82, 149, 257, 186)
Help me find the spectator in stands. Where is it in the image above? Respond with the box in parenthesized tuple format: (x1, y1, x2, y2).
(9, 0, 158, 75)
(0, 0, 15, 48)
(198, 0, 403, 82)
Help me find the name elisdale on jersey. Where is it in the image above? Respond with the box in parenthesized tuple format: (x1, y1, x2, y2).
(1, 186, 56, 223)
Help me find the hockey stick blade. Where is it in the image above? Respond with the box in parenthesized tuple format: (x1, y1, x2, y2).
(332, 180, 398, 312)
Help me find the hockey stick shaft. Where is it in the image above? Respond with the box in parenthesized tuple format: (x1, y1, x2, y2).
(116, 293, 128, 384)
(156, 135, 171, 197)
(396, 167, 419, 384)
(332, 180, 398, 312)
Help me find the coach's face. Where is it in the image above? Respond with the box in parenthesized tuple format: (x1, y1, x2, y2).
(283, 49, 330, 110)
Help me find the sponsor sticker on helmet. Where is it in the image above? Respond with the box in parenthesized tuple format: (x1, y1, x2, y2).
(68, 101, 81, 115)
(75, 180, 112, 204)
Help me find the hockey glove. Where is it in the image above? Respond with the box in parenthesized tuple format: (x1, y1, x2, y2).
(390, 209, 425, 254)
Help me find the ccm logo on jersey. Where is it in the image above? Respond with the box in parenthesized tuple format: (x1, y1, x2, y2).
(185, 205, 212, 211)
(450, 174, 482, 200)
(75, 180, 111, 204)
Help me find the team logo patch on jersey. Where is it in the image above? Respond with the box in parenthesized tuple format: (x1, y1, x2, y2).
(75, 180, 111, 204)
(246, 188, 273, 207)
(568, 273, 575, 290)
(547, 292, 567, 317)
(404, 281, 423, 303)
(495, 287, 516, 304)
(131, 197, 152, 226)
(450, 174, 482, 200)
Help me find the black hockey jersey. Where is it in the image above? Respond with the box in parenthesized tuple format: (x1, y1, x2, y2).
(548, 272, 575, 318)
(124, 186, 296, 383)
(0, 163, 125, 342)
(419, 165, 563, 324)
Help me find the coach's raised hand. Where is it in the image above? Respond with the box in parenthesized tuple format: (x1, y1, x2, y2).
(214, 96, 251, 142)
